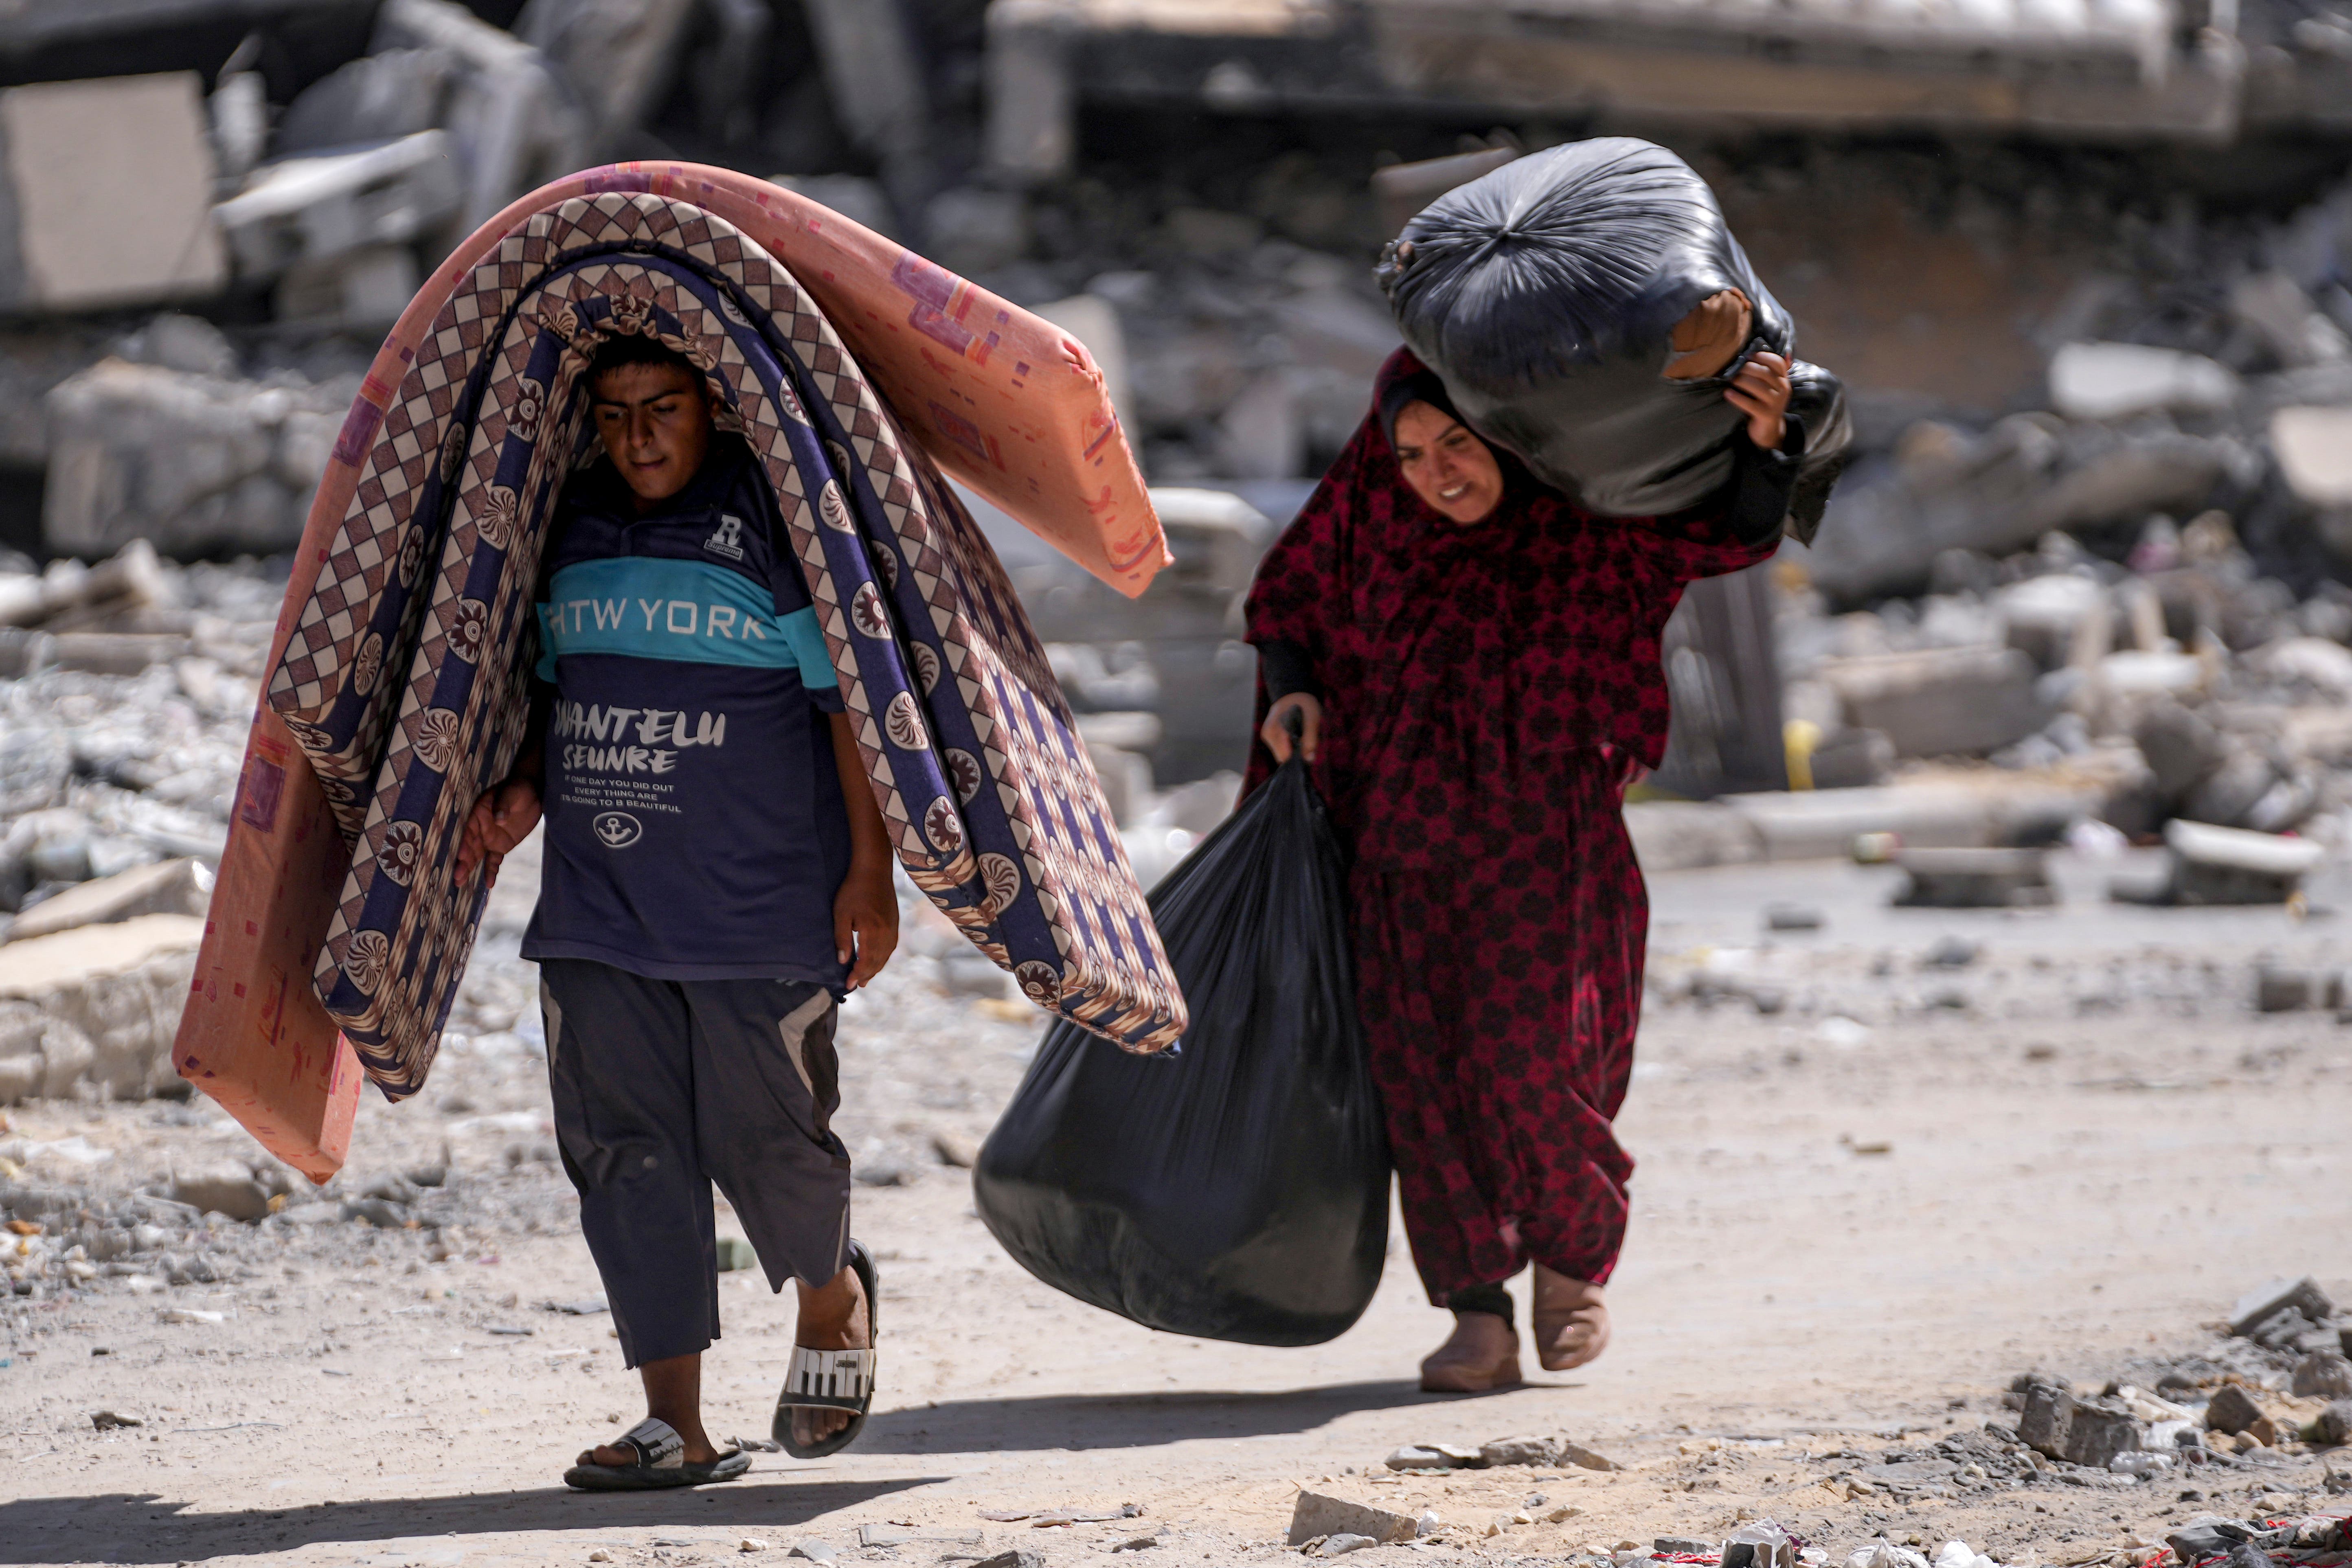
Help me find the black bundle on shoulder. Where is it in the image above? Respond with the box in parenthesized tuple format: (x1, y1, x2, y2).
(1379, 136, 1850, 542)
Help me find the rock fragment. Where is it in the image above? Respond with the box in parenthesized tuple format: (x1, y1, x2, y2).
(1288, 1493, 1418, 1548)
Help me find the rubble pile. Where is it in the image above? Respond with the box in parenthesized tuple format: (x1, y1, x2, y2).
(2003, 1276, 2352, 1480)
(0, 541, 283, 1105)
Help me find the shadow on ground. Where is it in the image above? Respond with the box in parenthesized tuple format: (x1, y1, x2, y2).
(0, 1478, 939, 1565)
(858, 1377, 1534, 1453)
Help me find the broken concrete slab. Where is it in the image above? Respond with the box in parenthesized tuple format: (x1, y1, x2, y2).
(2271, 406, 2352, 507)
(516, 0, 698, 157)
(2230, 1276, 2337, 1336)
(214, 131, 463, 281)
(6, 859, 211, 944)
(0, 73, 226, 313)
(1718, 777, 2105, 864)
(1288, 1493, 1418, 1548)
(2120, 818, 2328, 906)
(2047, 342, 2238, 422)
(1818, 647, 2049, 759)
(43, 359, 343, 558)
(0, 913, 203, 1103)
(2020, 1384, 2143, 1467)
(372, 0, 587, 233)
(1892, 848, 2057, 909)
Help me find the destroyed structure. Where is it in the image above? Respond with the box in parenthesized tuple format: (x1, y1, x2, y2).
(0, 0, 2347, 1116)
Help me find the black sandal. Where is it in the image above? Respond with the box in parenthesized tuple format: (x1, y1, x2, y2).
(772, 1239, 878, 1459)
(563, 1416, 750, 1491)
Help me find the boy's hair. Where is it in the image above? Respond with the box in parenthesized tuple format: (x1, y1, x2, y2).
(586, 333, 703, 396)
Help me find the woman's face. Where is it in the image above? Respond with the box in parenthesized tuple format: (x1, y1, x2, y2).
(1392, 401, 1503, 524)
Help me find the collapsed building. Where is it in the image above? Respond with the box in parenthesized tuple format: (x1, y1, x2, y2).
(0, 0, 2350, 1105)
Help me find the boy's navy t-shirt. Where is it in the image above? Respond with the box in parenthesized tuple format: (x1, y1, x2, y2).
(519, 435, 851, 987)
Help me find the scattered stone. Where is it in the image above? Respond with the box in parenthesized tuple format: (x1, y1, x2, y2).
(1316, 1537, 1377, 1558)
(2020, 1383, 2143, 1467)
(170, 1167, 271, 1223)
(930, 1129, 981, 1169)
(2229, 1276, 2337, 1336)
(1896, 850, 2054, 909)
(1288, 1493, 1418, 1549)
(964, 1553, 1037, 1568)
(1765, 904, 1825, 931)
(1562, 1440, 1624, 1472)
(90, 1408, 143, 1429)
(786, 1545, 839, 1564)
(739, 1541, 769, 1554)
(2293, 1354, 2352, 1399)
(2317, 1400, 2352, 1447)
(2204, 1383, 2264, 1435)
(1478, 1435, 1563, 1467)
(857, 1526, 911, 1548)
(1658, 1538, 1720, 1557)
(1925, 936, 1983, 968)
(6, 858, 211, 943)
(2256, 968, 2324, 1013)
(549, 1295, 610, 1315)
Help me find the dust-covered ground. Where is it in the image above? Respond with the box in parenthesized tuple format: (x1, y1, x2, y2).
(3, 844, 2350, 1568)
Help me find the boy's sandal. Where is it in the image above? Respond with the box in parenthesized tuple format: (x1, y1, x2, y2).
(772, 1239, 879, 1460)
(562, 1416, 750, 1491)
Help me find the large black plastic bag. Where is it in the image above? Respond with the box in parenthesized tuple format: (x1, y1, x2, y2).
(1378, 136, 1851, 543)
(972, 757, 1390, 1347)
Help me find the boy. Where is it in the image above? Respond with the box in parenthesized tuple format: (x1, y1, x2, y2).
(454, 333, 899, 1487)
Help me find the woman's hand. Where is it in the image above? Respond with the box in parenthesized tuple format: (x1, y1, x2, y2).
(1261, 693, 1323, 764)
(1726, 350, 1793, 450)
(452, 777, 541, 889)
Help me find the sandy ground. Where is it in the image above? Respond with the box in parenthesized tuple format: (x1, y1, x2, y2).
(3, 843, 2350, 1568)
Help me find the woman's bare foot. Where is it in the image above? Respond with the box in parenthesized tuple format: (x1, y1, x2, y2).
(1531, 1267, 1610, 1371)
(790, 1264, 870, 1447)
(1419, 1311, 1523, 1393)
(577, 1354, 724, 1468)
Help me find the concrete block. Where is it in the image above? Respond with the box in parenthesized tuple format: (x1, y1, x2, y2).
(2048, 342, 2238, 422)
(985, 0, 1077, 182)
(1288, 1493, 1418, 1548)
(2229, 273, 2351, 368)
(43, 359, 342, 558)
(1893, 847, 2056, 908)
(2231, 1276, 2337, 1336)
(7, 859, 211, 943)
(2143, 819, 2327, 906)
(373, 0, 587, 232)
(2273, 406, 2352, 508)
(516, 0, 697, 152)
(0, 914, 203, 1102)
(2205, 1382, 2264, 1434)
(0, 73, 226, 312)
(1819, 647, 2049, 758)
(215, 131, 462, 279)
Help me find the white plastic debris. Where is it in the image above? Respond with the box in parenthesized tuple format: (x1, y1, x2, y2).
(1932, 1543, 1997, 1568)
(1847, 1544, 1930, 1568)
(2111, 1450, 2175, 1477)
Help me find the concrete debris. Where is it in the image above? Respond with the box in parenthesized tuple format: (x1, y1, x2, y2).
(0, 75, 227, 315)
(2114, 820, 2327, 906)
(45, 358, 347, 558)
(1893, 849, 2056, 909)
(1287, 1493, 1418, 1548)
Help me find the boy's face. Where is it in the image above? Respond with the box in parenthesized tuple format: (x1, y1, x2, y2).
(590, 362, 714, 508)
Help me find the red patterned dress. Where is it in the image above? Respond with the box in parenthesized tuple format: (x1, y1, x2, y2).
(1242, 349, 1787, 1302)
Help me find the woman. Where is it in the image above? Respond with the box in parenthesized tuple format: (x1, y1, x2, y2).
(1243, 342, 1802, 1392)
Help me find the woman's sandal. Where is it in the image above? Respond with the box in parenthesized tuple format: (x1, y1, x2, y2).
(562, 1416, 750, 1491)
(772, 1239, 879, 1460)
(1531, 1274, 1611, 1372)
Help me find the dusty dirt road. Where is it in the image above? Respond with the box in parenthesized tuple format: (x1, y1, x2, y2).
(4, 845, 2349, 1568)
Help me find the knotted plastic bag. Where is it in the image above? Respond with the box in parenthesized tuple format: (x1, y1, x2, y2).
(973, 754, 1389, 1347)
(1378, 136, 1850, 542)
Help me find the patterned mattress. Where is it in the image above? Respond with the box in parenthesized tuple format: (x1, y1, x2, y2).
(263, 192, 1187, 1098)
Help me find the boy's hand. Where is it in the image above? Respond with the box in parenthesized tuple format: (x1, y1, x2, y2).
(833, 862, 899, 991)
(1726, 350, 1794, 450)
(452, 778, 541, 889)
